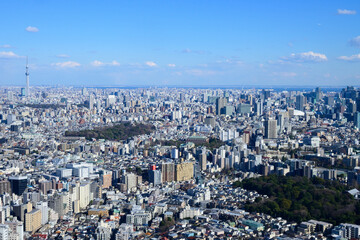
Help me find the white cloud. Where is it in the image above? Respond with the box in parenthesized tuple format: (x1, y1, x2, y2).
(91, 60, 120, 67)
(337, 9, 356, 15)
(349, 36, 360, 47)
(167, 63, 176, 67)
(91, 60, 105, 67)
(281, 51, 328, 62)
(0, 44, 11, 48)
(0, 51, 22, 59)
(56, 54, 70, 58)
(111, 60, 120, 66)
(145, 61, 157, 67)
(338, 53, 360, 61)
(26, 26, 39, 32)
(52, 61, 81, 68)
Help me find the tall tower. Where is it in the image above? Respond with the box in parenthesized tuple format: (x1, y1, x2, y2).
(25, 57, 30, 97)
(265, 119, 277, 139)
(216, 97, 227, 115)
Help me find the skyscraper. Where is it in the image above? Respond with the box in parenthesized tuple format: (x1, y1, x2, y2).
(161, 162, 175, 182)
(254, 100, 263, 116)
(355, 112, 360, 129)
(200, 153, 207, 171)
(35, 202, 48, 225)
(315, 87, 322, 101)
(296, 94, 305, 111)
(149, 166, 162, 186)
(216, 97, 227, 115)
(89, 95, 95, 110)
(265, 119, 277, 139)
(8, 176, 27, 196)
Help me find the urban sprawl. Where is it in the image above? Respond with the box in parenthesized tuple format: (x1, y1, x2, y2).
(0, 86, 360, 240)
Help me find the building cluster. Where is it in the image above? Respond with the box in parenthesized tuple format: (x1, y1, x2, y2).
(0, 86, 359, 239)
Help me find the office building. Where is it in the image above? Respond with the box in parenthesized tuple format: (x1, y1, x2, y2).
(35, 202, 48, 225)
(200, 153, 207, 171)
(8, 176, 27, 196)
(0, 180, 11, 195)
(237, 103, 252, 114)
(161, 162, 175, 182)
(216, 97, 227, 115)
(355, 112, 360, 129)
(296, 94, 305, 111)
(265, 119, 277, 139)
(149, 166, 162, 186)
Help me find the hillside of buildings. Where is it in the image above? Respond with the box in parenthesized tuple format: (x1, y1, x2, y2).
(234, 175, 360, 225)
(64, 122, 155, 141)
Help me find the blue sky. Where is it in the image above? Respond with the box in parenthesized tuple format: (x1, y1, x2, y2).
(0, 0, 359, 86)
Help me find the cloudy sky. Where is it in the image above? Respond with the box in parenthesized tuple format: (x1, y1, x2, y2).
(0, 0, 359, 87)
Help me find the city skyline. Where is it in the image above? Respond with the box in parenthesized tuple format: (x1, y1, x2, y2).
(0, 0, 360, 86)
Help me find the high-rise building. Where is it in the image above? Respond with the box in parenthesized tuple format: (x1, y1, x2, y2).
(222, 106, 235, 116)
(0, 180, 11, 195)
(13, 202, 32, 222)
(262, 89, 271, 99)
(101, 171, 112, 189)
(216, 97, 227, 115)
(237, 103, 252, 114)
(39, 180, 52, 194)
(296, 94, 305, 111)
(265, 119, 277, 139)
(20, 88, 26, 97)
(325, 95, 335, 106)
(315, 87, 322, 101)
(25, 209, 41, 233)
(8, 176, 27, 196)
(48, 192, 69, 217)
(204, 116, 215, 128)
(122, 173, 138, 192)
(35, 202, 48, 225)
(79, 183, 91, 209)
(82, 87, 88, 95)
(149, 166, 162, 186)
(355, 112, 360, 129)
(171, 148, 179, 159)
(175, 162, 194, 181)
(0, 225, 9, 240)
(254, 100, 263, 116)
(161, 162, 175, 182)
(89, 95, 95, 110)
(200, 153, 207, 171)
(3, 220, 23, 240)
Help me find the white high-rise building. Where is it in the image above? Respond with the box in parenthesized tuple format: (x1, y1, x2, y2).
(89, 95, 95, 110)
(0, 225, 9, 240)
(79, 183, 91, 209)
(35, 201, 48, 225)
(171, 148, 179, 159)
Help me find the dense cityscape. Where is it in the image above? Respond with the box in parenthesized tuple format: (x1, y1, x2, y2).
(0, 85, 359, 239)
(1, 0, 360, 239)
